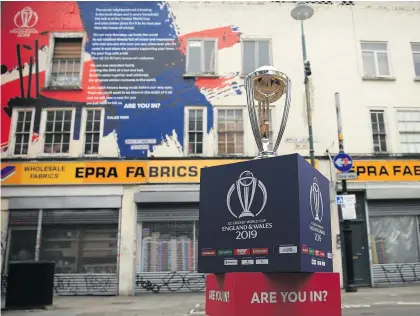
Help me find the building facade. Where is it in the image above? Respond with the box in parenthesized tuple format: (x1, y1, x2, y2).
(1, 1, 419, 295)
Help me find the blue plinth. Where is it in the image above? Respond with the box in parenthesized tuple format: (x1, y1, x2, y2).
(197, 153, 332, 273)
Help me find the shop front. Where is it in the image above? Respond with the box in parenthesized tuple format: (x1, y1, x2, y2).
(340, 159, 420, 287)
(1, 186, 123, 296)
(1, 158, 325, 296)
(134, 187, 204, 294)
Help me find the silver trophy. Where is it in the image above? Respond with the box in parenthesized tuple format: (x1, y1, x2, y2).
(245, 66, 292, 159)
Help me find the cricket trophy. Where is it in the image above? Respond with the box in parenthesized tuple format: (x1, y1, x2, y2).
(198, 65, 340, 316)
(244, 66, 291, 158)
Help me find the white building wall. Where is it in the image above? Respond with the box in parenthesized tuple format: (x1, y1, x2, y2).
(170, 1, 420, 157)
(2, 2, 419, 159)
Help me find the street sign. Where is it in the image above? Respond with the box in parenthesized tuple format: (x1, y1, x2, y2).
(336, 172, 358, 181)
(335, 194, 356, 205)
(333, 152, 353, 173)
(335, 194, 357, 220)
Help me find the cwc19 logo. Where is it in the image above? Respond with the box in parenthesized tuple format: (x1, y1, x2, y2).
(11, 7, 39, 37)
(226, 171, 267, 219)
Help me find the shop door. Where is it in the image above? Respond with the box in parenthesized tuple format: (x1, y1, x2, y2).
(348, 220, 371, 286)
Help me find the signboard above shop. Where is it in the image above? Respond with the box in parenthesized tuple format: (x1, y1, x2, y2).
(0, 159, 318, 186)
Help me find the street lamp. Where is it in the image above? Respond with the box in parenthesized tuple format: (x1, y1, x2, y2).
(291, 1, 315, 167)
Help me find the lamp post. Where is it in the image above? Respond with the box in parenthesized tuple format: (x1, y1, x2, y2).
(291, 1, 315, 167)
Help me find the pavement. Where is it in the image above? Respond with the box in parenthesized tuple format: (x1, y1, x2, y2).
(0, 286, 419, 316)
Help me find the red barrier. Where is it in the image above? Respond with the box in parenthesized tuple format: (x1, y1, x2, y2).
(206, 272, 342, 316)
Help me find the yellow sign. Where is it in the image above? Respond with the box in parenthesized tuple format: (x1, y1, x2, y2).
(346, 160, 420, 182)
(1, 158, 317, 186)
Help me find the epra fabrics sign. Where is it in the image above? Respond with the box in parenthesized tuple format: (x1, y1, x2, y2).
(0, 159, 316, 185)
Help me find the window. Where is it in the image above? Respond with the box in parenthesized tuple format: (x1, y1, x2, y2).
(43, 109, 73, 154)
(186, 108, 204, 155)
(370, 216, 419, 264)
(40, 225, 117, 274)
(186, 39, 217, 75)
(49, 36, 83, 87)
(84, 109, 103, 155)
(242, 40, 271, 75)
(361, 42, 391, 77)
(370, 110, 387, 153)
(12, 109, 34, 155)
(140, 221, 197, 272)
(397, 109, 420, 153)
(411, 43, 420, 77)
(217, 109, 244, 155)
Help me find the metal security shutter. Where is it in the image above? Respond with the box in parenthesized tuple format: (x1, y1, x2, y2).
(368, 200, 420, 216)
(9, 210, 39, 226)
(137, 203, 199, 221)
(42, 209, 119, 224)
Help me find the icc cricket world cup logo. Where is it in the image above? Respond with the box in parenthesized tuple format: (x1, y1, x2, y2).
(309, 177, 324, 222)
(14, 7, 39, 28)
(226, 171, 267, 219)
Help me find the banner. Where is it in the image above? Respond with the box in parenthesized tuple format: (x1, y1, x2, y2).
(0, 159, 248, 185)
(349, 160, 420, 182)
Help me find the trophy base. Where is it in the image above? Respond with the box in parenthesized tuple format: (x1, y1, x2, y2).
(255, 151, 277, 159)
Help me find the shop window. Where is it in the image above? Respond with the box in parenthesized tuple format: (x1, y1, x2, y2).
(242, 39, 271, 76)
(83, 108, 104, 155)
(47, 34, 85, 88)
(217, 108, 244, 155)
(140, 221, 197, 272)
(42, 109, 74, 154)
(185, 39, 217, 76)
(10, 108, 35, 156)
(8, 229, 37, 262)
(40, 225, 117, 274)
(370, 216, 420, 264)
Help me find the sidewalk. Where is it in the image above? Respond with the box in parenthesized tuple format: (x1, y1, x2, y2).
(188, 285, 420, 315)
(1, 293, 203, 316)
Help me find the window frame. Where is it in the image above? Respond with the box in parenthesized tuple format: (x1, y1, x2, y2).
(360, 41, 393, 79)
(45, 32, 87, 89)
(368, 108, 389, 154)
(183, 106, 207, 156)
(80, 107, 105, 156)
(395, 107, 420, 154)
(215, 107, 246, 156)
(185, 38, 218, 77)
(39, 107, 76, 157)
(411, 42, 420, 79)
(8, 107, 35, 157)
(241, 38, 273, 77)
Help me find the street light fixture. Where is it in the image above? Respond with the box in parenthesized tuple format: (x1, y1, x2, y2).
(291, 1, 315, 167)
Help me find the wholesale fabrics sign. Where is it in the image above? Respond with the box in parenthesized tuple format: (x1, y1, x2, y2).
(1, 2, 242, 157)
(0, 158, 318, 185)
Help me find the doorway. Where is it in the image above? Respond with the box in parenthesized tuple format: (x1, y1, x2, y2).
(339, 192, 371, 287)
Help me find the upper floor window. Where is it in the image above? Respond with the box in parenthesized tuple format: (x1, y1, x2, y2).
(242, 39, 271, 75)
(12, 109, 34, 156)
(186, 108, 205, 155)
(186, 39, 217, 76)
(48, 34, 84, 88)
(84, 109, 104, 155)
(361, 42, 391, 77)
(411, 43, 420, 77)
(370, 110, 387, 153)
(217, 109, 244, 155)
(397, 109, 420, 153)
(43, 109, 73, 154)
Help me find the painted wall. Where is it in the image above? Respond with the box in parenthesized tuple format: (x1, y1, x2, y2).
(1, 1, 420, 159)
